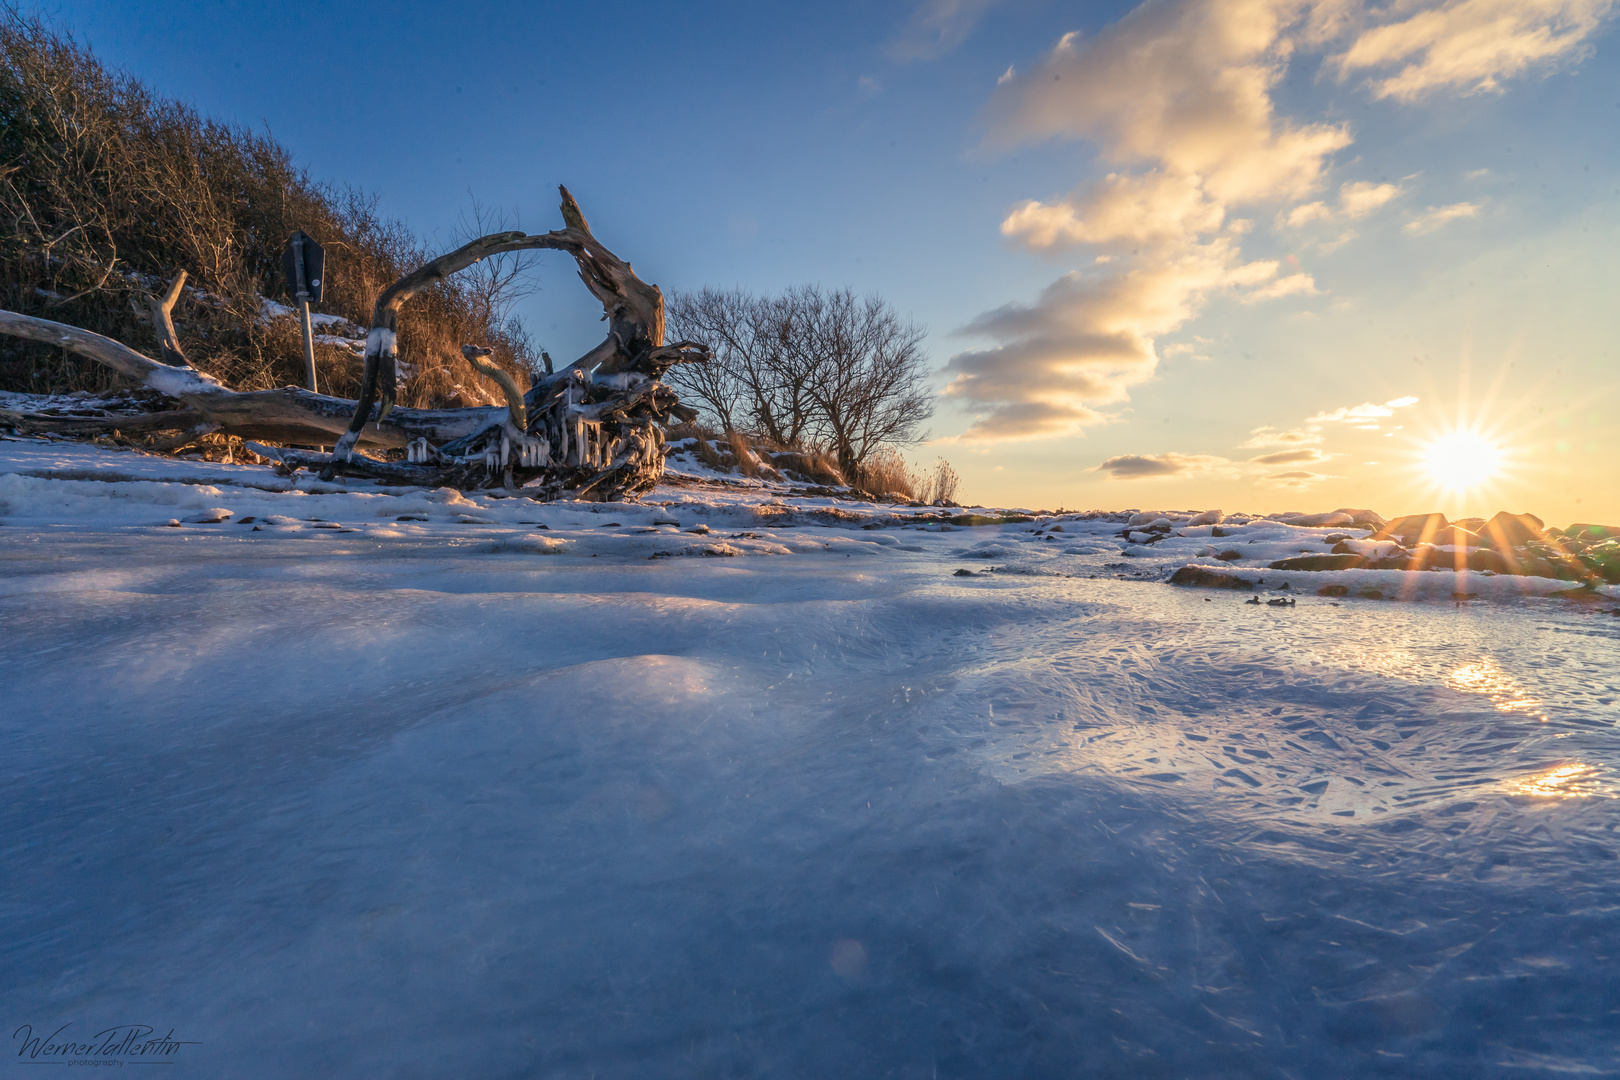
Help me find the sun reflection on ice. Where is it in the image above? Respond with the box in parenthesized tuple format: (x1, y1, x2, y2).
(1506, 763, 1612, 799)
(1444, 658, 1546, 720)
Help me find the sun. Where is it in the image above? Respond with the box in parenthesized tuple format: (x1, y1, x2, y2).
(1421, 429, 1503, 496)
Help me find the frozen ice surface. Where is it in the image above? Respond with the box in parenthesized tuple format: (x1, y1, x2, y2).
(3, 439, 1620, 1077)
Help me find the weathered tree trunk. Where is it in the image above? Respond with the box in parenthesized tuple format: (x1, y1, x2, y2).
(0, 404, 204, 436)
(0, 187, 707, 501)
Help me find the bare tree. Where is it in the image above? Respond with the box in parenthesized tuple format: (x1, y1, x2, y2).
(455, 199, 541, 347)
(793, 287, 933, 479)
(755, 288, 822, 449)
(664, 288, 819, 446)
(665, 285, 933, 475)
(664, 288, 749, 434)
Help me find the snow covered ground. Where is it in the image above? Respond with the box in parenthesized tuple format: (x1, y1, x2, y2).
(4, 437, 1619, 1077)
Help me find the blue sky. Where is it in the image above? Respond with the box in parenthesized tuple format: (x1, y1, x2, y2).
(41, 0, 1620, 521)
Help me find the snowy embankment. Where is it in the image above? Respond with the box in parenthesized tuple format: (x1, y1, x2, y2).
(3, 437, 1609, 605)
(5, 435, 1620, 1077)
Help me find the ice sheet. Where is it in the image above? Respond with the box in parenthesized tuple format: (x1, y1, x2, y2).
(4, 439, 1619, 1077)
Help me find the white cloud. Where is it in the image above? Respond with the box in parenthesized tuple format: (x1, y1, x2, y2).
(1284, 179, 1404, 227)
(1247, 446, 1331, 466)
(1336, 0, 1617, 101)
(1000, 171, 1225, 251)
(1093, 444, 1334, 480)
(1092, 393, 1412, 490)
(985, 0, 1351, 204)
(1306, 394, 1420, 425)
(891, 0, 1004, 61)
(946, 0, 1608, 444)
(1405, 201, 1480, 233)
(1285, 201, 1335, 228)
(1264, 469, 1335, 487)
(1301, 0, 1364, 45)
(942, 239, 1291, 439)
(1340, 180, 1404, 217)
(857, 75, 883, 96)
(950, 0, 1356, 440)
(1239, 272, 1321, 303)
(1316, 229, 1358, 252)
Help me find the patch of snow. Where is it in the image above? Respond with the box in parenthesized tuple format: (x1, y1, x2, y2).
(314, 334, 365, 355)
(143, 363, 224, 397)
(307, 312, 359, 331)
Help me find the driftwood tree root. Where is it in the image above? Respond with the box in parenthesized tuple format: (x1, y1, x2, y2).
(321, 186, 707, 500)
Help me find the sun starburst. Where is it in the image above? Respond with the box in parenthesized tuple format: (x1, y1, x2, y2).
(1398, 411, 1523, 514)
(1421, 429, 1504, 497)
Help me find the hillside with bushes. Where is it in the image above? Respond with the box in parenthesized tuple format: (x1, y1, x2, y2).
(0, 10, 533, 405)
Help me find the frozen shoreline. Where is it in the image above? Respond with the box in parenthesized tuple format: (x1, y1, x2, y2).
(4, 437, 1620, 1076)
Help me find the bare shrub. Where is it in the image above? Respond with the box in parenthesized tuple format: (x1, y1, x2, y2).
(913, 467, 935, 505)
(0, 11, 534, 403)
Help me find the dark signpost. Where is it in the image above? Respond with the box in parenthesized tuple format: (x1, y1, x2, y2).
(281, 231, 325, 393)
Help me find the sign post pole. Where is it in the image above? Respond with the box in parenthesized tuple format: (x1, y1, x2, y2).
(291, 237, 318, 394)
(282, 231, 326, 395)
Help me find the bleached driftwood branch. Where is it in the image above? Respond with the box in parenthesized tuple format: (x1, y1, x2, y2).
(150, 270, 188, 366)
(0, 307, 504, 447)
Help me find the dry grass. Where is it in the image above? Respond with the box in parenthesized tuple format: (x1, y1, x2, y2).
(665, 421, 854, 488)
(0, 11, 530, 405)
(661, 421, 707, 445)
(769, 448, 844, 487)
(689, 435, 732, 472)
(725, 429, 761, 478)
(921, 457, 960, 505)
(858, 447, 918, 502)
(854, 451, 961, 504)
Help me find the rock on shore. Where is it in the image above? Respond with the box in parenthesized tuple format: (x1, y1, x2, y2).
(1165, 508, 1620, 598)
